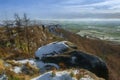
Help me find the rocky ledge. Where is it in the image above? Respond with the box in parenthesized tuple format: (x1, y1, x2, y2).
(35, 41, 108, 80)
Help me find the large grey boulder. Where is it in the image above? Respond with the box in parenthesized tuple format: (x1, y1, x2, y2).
(41, 51, 108, 80)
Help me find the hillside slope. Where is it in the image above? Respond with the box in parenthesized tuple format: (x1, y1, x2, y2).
(55, 28, 120, 80)
(0, 25, 120, 80)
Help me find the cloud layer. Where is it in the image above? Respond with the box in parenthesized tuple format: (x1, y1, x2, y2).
(0, 0, 120, 19)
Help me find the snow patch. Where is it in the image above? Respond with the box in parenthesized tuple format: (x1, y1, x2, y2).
(16, 59, 36, 66)
(80, 78, 94, 80)
(31, 70, 95, 80)
(0, 74, 8, 80)
(11, 66, 22, 74)
(10, 59, 59, 74)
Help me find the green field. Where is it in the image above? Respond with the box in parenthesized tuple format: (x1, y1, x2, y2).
(41, 19, 120, 43)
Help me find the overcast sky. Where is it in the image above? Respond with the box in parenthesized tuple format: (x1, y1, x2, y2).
(0, 0, 120, 20)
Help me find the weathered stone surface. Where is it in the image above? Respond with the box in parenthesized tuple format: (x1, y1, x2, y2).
(41, 51, 108, 80)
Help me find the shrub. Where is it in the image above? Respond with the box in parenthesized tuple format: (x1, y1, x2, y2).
(70, 71, 74, 77)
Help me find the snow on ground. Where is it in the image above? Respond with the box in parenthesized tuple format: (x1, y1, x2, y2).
(0, 74, 8, 80)
(9, 58, 95, 80)
(10, 59, 59, 74)
(35, 41, 69, 59)
(15, 59, 59, 69)
(11, 66, 22, 74)
(9, 59, 36, 74)
(16, 59, 37, 67)
(31, 70, 94, 80)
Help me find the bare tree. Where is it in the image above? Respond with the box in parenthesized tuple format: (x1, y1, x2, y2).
(14, 13, 22, 27)
(23, 13, 29, 26)
(23, 13, 31, 54)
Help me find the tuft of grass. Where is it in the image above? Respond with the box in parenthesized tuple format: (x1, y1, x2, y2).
(59, 62, 66, 69)
(75, 73, 83, 80)
(69, 71, 74, 77)
(23, 62, 39, 75)
(8, 74, 30, 80)
(51, 69, 56, 77)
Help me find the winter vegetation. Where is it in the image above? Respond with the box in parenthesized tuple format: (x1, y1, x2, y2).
(0, 14, 120, 80)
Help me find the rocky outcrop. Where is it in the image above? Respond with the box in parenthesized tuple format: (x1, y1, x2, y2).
(35, 41, 109, 80)
(41, 51, 108, 80)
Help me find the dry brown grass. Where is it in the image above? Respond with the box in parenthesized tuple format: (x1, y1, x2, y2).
(0, 26, 64, 60)
(6, 69, 30, 80)
(6, 60, 21, 66)
(24, 62, 39, 75)
(0, 59, 5, 73)
(59, 62, 67, 69)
